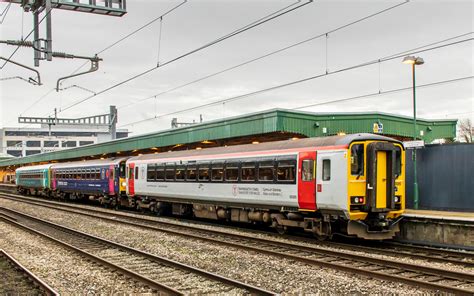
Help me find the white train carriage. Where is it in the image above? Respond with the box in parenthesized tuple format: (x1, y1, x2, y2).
(126, 133, 405, 239)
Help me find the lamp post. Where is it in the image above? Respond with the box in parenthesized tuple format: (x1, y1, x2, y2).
(402, 55, 424, 210)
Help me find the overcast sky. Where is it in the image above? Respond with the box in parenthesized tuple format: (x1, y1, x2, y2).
(0, 0, 472, 136)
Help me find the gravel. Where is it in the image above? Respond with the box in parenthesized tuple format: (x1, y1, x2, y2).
(0, 197, 438, 294)
(0, 220, 154, 294)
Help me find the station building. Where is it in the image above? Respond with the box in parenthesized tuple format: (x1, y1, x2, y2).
(0, 109, 457, 169)
(0, 125, 129, 158)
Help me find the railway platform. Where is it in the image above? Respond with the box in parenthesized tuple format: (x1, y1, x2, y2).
(397, 209, 474, 250)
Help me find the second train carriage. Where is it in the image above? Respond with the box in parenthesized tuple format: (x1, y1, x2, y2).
(126, 133, 405, 240)
(50, 158, 128, 205)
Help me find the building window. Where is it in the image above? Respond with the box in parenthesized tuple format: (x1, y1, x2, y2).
(322, 159, 331, 181)
(44, 141, 59, 147)
(25, 150, 41, 156)
(26, 141, 41, 147)
(6, 140, 22, 147)
(7, 150, 22, 157)
(79, 141, 94, 146)
(62, 141, 77, 148)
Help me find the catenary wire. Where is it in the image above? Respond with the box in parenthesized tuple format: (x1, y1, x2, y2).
(117, 0, 410, 110)
(15, 0, 189, 120)
(69, 0, 188, 75)
(52, 0, 313, 115)
(118, 38, 473, 127)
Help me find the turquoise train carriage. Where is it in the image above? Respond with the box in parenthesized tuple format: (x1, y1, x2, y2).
(16, 164, 52, 196)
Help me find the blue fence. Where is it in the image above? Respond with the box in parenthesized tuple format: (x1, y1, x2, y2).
(405, 143, 474, 212)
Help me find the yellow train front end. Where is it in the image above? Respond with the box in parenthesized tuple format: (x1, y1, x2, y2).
(346, 140, 405, 240)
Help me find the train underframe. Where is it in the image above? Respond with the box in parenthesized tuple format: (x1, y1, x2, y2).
(131, 195, 401, 240)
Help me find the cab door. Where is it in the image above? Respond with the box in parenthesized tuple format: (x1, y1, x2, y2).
(128, 163, 135, 196)
(298, 151, 317, 210)
(375, 151, 388, 209)
(108, 165, 115, 195)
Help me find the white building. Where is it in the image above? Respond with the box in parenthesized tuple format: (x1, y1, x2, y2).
(0, 125, 129, 157)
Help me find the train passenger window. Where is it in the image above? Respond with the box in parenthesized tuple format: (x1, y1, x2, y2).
(156, 165, 165, 181)
(350, 144, 364, 176)
(277, 160, 296, 182)
(241, 162, 256, 181)
(198, 164, 210, 181)
(186, 165, 197, 181)
(176, 165, 186, 181)
(302, 160, 314, 181)
(147, 164, 156, 181)
(258, 160, 274, 182)
(395, 147, 402, 178)
(96, 169, 101, 180)
(165, 164, 175, 181)
(211, 163, 224, 181)
(225, 163, 239, 181)
(322, 159, 331, 181)
(133, 167, 138, 180)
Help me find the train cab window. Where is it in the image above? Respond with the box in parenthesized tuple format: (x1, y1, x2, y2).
(135, 167, 139, 180)
(277, 160, 296, 182)
(165, 164, 175, 181)
(350, 144, 364, 177)
(198, 164, 210, 181)
(186, 165, 197, 181)
(322, 159, 331, 181)
(241, 162, 256, 181)
(147, 164, 157, 182)
(211, 163, 224, 181)
(302, 159, 314, 181)
(176, 165, 186, 181)
(225, 163, 239, 181)
(258, 160, 274, 182)
(395, 147, 402, 178)
(156, 165, 165, 181)
(119, 163, 126, 178)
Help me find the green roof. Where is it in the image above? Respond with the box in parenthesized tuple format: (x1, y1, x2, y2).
(0, 109, 457, 168)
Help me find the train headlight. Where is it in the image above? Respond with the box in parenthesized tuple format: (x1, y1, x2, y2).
(351, 196, 365, 204)
(394, 196, 401, 203)
(122, 182, 127, 187)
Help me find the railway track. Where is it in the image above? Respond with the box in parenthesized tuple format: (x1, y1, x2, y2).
(1, 193, 473, 294)
(0, 206, 274, 295)
(0, 249, 58, 296)
(1, 192, 473, 267)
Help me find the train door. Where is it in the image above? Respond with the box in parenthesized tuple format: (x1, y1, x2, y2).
(366, 142, 396, 211)
(128, 163, 135, 196)
(298, 151, 317, 210)
(108, 165, 115, 195)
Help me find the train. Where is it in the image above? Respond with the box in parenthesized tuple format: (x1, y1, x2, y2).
(15, 133, 405, 240)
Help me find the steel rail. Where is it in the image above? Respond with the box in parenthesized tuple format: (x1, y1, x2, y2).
(0, 194, 472, 295)
(0, 249, 59, 296)
(0, 206, 275, 296)
(0, 214, 181, 295)
(1, 191, 473, 267)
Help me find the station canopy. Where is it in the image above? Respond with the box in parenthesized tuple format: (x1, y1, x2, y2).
(0, 109, 457, 169)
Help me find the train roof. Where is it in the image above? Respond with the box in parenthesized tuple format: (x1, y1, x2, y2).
(50, 157, 129, 170)
(16, 163, 53, 172)
(129, 133, 401, 162)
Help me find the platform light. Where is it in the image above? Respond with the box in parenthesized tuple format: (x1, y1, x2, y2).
(138, 154, 143, 156)
(196, 147, 202, 150)
(402, 55, 424, 210)
(201, 140, 213, 144)
(154, 152, 159, 154)
(291, 137, 299, 141)
(337, 132, 346, 136)
(100, 157, 105, 160)
(252, 141, 259, 144)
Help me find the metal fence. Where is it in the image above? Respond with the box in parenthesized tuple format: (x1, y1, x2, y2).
(405, 143, 474, 212)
